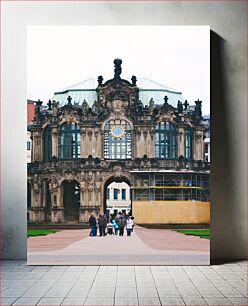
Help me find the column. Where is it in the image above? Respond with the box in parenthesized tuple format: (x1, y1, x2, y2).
(147, 128, 155, 158)
(80, 127, 86, 158)
(193, 129, 204, 160)
(51, 126, 59, 157)
(29, 175, 45, 223)
(135, 129, 142, 158)
(177, 127, 184, 158)
(32, 128, 42, 161)
(50, 179, 64, 223)
(143, 130, 148, 156)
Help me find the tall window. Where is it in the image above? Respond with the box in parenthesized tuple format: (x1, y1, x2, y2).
(104, 119, 131, 159)
(43, 126, 52, 161)
(60, 122, 80, 159)
(27, 141, 31, 151)
(114, 189, 119, 200)
(184, 128, 192, 160)
(155, 122, 177, 159)
(122, 189, 126, 200)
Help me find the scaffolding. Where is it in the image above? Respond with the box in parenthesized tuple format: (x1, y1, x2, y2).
(131, 172, 209, 202)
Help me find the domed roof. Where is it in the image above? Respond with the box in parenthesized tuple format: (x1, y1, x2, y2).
(52, 77, 184, 108)
(136, 78, 184, 107)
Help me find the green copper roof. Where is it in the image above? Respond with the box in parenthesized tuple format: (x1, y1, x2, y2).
(52, 78, 184, 108)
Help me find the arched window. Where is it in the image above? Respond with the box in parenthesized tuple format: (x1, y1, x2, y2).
(43, 126, 52, 161)
(155, 122, 177, 159)
(60, 122, 80, 159)
(184, 128, 192, 160)
(104, 119, 131, 159)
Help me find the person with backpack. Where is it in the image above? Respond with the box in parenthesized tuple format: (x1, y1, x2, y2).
(118, 213, 126, 236)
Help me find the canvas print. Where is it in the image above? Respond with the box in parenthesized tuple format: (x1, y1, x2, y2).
(27, 26, 210, 265)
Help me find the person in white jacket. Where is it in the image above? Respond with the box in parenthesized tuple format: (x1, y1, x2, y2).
(126, 216, 134, 236)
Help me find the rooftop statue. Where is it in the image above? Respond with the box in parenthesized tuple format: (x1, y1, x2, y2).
(114, 58, 122, 79)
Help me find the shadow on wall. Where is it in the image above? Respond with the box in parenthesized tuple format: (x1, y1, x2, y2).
(210, 31, 244, 264)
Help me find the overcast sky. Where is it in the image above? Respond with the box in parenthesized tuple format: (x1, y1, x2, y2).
(27, 26, 210, 115)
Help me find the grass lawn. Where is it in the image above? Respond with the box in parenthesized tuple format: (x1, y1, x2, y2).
(27, 229, 59, 237)
(174, 229, 210, 239)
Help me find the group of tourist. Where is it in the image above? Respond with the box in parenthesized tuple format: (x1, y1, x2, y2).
(88, 213, 135, 237)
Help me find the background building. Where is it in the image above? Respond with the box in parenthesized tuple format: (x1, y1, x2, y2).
(27, 59, 210, 224)
(203, 114, 210, 162)
(106, 182, 131, 215)
(27, 100, 36, 163)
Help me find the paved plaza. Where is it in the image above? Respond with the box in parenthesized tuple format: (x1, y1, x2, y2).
(1, 260, 247, 306)
(27, 227, 209, 265)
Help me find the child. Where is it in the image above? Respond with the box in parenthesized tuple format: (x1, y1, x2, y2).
(106, 221, 114, 235)
(112, 219, 119, 235)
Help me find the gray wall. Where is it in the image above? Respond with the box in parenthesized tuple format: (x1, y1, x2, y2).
(1, 1, 246, 262)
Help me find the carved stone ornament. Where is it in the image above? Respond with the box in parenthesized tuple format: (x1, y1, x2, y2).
(96, 172, 103, 182)
(64, 173, 74, 182)
(87, 173, 94, 184)
(113, 165, 122, 178)
(88, 185, 94, 192)
(82, 100, 89, 113)
(49, 176, 59, 192)
(106, 99, 128, 114)
(33, 174, 41, 193)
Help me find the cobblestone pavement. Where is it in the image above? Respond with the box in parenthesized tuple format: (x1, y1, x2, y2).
(0, 260, 246, 305)
(27, 227, 209, 265)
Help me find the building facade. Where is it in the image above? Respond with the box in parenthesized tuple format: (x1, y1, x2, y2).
(27, 59, 210, 224)
(106, 182, 131, 215)
(203, 114, 210, 162)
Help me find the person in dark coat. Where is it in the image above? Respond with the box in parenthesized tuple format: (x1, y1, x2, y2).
(88, 214, 97, 237)
(98, 214, 105, 237)
(118, 214, 126, 236)
(103, 214, 108, 236)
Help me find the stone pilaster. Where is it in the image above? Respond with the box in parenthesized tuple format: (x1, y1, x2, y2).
(49, 177, 64, 223)
(80, 127, 87, 158)
(87, 130, 93, 156)
(135, 129, 142, 158)
(32, 128, 42, 161)
(148, 128, 155, 158)
(177, 127, 185, 158)
(193, 129, 204, 160)
(143, 129, 148, 156)
(94, 129, 102, 157)
(51, 126, 59, 157)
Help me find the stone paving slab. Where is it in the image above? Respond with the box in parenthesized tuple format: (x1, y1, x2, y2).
(0, 260, 247, 306)
(28, 227, 209, 265)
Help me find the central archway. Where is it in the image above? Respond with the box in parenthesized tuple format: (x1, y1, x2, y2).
(62, 180, 80, 222)
(103, 176, 132, 217)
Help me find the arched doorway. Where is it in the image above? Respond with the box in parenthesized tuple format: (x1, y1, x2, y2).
(104, 177, 132, 218)
(62, 180, 80, 222)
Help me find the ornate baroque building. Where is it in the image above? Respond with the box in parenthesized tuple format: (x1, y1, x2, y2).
(27, 59, 210, 224)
